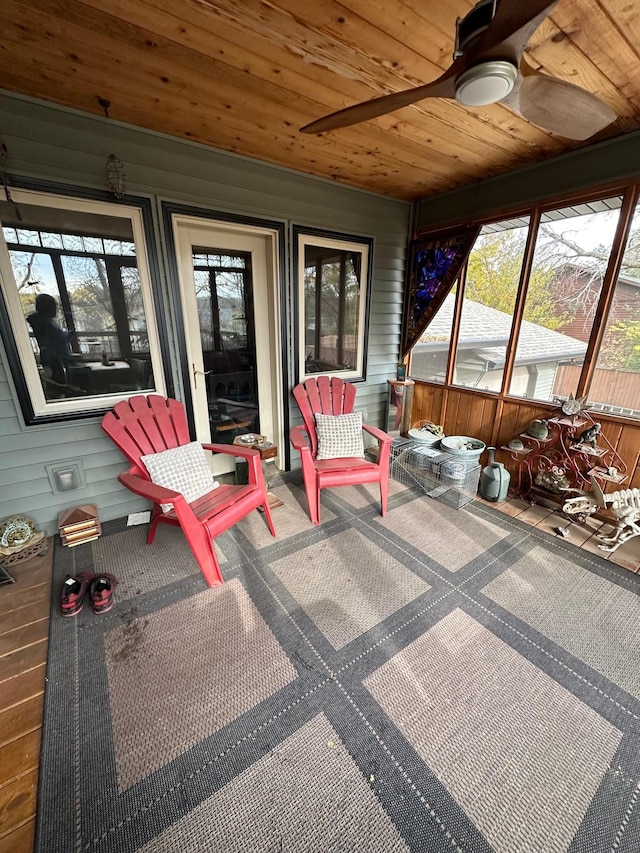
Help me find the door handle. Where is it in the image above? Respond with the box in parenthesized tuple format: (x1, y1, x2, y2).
(192, 363, 211, 389)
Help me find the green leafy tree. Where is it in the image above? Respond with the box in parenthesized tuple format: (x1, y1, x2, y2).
(465, 229, 569, 330)
(599, 319, 640, 370)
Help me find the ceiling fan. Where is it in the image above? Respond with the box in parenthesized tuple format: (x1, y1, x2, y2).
(300, 0, 615, 140)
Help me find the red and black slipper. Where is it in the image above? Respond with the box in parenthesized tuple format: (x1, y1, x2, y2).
(61, 572, 95, 617)
(90, 574, 118, 614)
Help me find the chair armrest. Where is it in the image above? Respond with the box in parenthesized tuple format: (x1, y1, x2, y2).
(362, 423, 393, 445)
(118, 470, 186, 506)
(201, 443, 265, 490)
(201, 442, 260, 461)
(290, 424, 312, 452)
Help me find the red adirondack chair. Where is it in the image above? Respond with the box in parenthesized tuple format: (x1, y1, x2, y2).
(290, 376, 393, 525)
(101, 394, 275, 587)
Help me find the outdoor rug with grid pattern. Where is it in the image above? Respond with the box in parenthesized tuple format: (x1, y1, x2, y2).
(37, 472, 640, 853)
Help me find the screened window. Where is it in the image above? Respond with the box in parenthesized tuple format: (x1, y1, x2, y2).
(0, 189, 164, 422)
(452, 219, 529, 392)
(296, 229, 371, 381)
(408, 191, 640, 418)
(409, 283, 456, 383)
(508, 198, 622, 401)
(591, 198, 640, 417)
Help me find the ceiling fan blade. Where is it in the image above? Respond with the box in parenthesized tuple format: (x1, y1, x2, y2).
(516, 72, 616, 140)
(300, 66, 460, 134)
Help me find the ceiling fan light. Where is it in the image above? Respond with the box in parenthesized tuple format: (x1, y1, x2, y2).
(455, 61, 518, 107)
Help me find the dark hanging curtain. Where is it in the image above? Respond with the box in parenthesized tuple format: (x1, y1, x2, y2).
(401, 227, 480, 357)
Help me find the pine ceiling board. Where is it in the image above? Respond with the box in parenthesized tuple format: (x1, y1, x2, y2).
(64, 0, 545, 180)
(85, 0, 501, 179)
(3, 4, 437, 184)
(0, 64, 417, 201)
(21, 0, 472, 188)
(133, 0, 601, 171)
(0, 41, 412, 187)
(138, 0, 562, 157)
(0, 0, 639, 199)
(330, 0, 465, 69)
(76, 0, 564, 164)
(14, 0, 560, 186)
(0, 70, 427, 200)
(200, 0, 443, 89)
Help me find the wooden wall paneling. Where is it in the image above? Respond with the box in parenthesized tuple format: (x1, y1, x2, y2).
(489, 398, 505, 449)
(452, 389, 475, 436)
(442, 388, 461, 437)
(479, 396, 499, 448)
(466, 391, 489, 443)
(495, 400, 526, 455)
(412, 382, 442, 429)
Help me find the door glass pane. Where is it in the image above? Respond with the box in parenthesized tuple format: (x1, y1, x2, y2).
(192, 248, 259, 443)
(590, 199, 640, 418)
(452, 218, 529, 392)
(508, 197, 623, 401)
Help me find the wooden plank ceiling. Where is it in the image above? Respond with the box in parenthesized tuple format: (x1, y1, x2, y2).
(0, 0, 639, 201)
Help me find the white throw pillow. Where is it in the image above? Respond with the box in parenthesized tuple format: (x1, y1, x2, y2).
(141, 441, 219, 512)
(315, 411, 365, 460)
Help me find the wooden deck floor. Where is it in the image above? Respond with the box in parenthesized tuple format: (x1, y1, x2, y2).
(478, 495, 640, 574)
(0, 498, 636, 853)
(0, 544, 52, 853)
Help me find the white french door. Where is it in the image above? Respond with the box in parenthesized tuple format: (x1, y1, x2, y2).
(172, 215, 282, 475)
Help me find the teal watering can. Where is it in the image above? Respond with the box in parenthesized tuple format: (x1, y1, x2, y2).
(479, 447, 510, 502)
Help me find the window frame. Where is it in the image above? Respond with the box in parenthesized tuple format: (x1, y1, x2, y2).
(407, 180, 640, 420)
(294, 225, 373, 383)
(0, 183, 168, 424)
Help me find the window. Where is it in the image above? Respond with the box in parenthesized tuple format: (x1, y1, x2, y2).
(410, 282, 456, 383)
(408, 190, 640, 418)
(0, 189, 164, 423)
(453, 219, 529, 391)
(591, 198, 640, 416)
(508, 198, 622, 401)
(295, 228, 372, 382)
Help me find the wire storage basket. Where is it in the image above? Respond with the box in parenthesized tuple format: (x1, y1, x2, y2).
(390, 438, 480, 509)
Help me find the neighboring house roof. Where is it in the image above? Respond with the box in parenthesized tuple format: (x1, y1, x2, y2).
(554, 261, 640, 291)
(414, 294, 587, 368)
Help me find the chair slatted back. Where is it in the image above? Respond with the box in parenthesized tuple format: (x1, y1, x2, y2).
(102, 395, 191, 470)
(293, 376, 357, 457)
